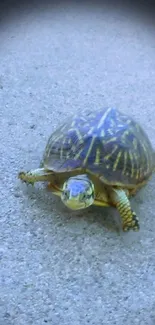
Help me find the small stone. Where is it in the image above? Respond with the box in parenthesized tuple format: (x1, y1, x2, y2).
(30, 124, 36, 129)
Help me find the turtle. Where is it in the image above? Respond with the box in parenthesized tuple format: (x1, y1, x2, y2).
(18, 107, 155, 232)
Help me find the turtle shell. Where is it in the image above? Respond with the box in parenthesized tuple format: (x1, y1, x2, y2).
(42, 107, 155, 187)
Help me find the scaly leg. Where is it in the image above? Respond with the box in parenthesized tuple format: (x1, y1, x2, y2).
(110, 188, 140, 232)
(18, 168, 53, 185)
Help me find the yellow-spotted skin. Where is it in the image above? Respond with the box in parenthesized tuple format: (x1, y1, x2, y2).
(111, 189, 140, 231)
(18, 107, 155, 232)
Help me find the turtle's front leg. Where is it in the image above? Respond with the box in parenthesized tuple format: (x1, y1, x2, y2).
(110, 188, 140, 232)
(18, 168, 53, 184)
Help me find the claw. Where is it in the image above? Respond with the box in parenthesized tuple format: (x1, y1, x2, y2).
(18, 172, 35, 186)
(21, 179, 34, 186)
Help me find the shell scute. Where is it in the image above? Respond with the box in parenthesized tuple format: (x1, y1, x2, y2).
(42, 107, 155, 186)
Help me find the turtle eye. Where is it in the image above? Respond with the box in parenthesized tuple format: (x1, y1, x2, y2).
(63, 191, 70, 200)
(81, 192, 91, 201)
(82, 193, 87, 200)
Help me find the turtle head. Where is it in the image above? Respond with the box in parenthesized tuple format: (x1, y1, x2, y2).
(61, 175, 95, 210)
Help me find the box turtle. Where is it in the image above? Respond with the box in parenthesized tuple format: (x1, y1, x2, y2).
(18, 107, 155, 232)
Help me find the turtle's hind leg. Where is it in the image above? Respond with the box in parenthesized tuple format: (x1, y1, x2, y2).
(18, 168, 53, 185)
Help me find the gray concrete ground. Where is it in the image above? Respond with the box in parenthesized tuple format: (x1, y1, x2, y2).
(0, 2, 155, 325)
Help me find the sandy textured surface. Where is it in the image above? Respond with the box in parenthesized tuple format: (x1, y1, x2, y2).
(1, 2, 155, 325)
